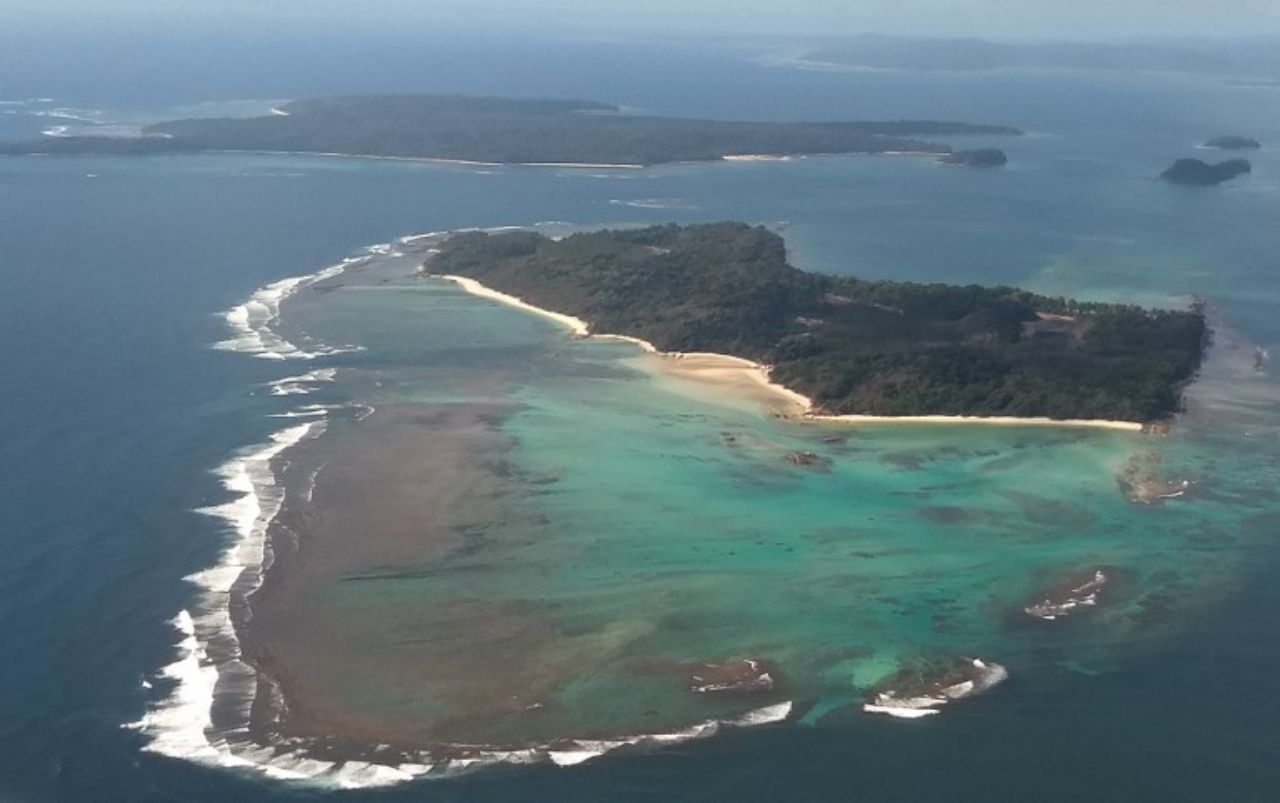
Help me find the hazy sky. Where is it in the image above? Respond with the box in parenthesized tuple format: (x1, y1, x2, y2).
(6, 0, 1280, 39)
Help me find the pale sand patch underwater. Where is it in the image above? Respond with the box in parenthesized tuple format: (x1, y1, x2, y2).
(435, 273, 1145, 431)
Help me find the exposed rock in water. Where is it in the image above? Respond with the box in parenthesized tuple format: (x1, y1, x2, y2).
(938, 148, 1008, 168)
(1117, 452, 1191, 504)
(1160, 157, 1251, 186)
(787, 451, 832, 469)
(863, 657, 1008, 718)
(1024, 568, 1109, 621)
(1204, 135, 1261, 151)
(688, 659, 776, 695)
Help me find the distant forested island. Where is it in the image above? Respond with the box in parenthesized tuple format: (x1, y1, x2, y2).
(1161, 157, 1252, 186)
(1203, 135, 1261, 151)
(0, 94, 1021, 166)
(799, 35, 1280, 76)
(429, 223, 1205, 422)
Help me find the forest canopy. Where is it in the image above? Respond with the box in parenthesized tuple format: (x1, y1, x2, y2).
(2, 94, 1021, 165)
(429, 223, 1205, 421)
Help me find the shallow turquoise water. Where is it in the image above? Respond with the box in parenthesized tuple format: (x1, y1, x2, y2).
(277, 256, 1273, 753)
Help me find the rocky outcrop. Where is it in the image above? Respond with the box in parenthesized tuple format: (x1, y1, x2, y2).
(1118, 452, 1191, 503)
(786, 451, 833, 470)
(1024, 568, 1110, 621)
(687, 659, 776, 695)
(863, 657, 1008, 718)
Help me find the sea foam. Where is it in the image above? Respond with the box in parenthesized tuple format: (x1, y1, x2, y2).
(214, 260, 364, 360)
(128, 421, 326, 778)
(863, 659, 1008, 719)
(267, 368, 338, 396)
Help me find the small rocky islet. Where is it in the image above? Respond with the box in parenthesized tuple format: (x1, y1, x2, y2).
(863, 657, 1009, 718)
(1023, 568, 1111, 621)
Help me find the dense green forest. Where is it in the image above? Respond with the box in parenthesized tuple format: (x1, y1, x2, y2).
(430, 223, 1205, 421)
(1, 94, 1021, 165)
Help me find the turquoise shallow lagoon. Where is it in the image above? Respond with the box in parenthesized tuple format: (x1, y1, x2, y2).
(241, 240, 1277, 759)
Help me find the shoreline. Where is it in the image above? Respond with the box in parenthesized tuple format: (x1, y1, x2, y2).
(435, 272, 1146, 432)
(197, 149, 648, 169)
(7, 145, 947, 170)
(809, 413, 1143, 431)
(214, 149, 940, 169)
(722, 150, 941, 162)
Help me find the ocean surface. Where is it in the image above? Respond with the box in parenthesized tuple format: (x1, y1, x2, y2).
(2, 34, 1279, 802)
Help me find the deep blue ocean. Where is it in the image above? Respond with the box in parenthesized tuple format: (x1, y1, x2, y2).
(2, 29, 1279, 802)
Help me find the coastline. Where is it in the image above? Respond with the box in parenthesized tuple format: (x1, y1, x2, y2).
(205, 149, 646, 169)
(722, 150, 940, 162)
(434, 272, 1147, 432)
(808, 413, 1143, 431)
(9, 144, 946, 170)
(208, 148, 938, 170)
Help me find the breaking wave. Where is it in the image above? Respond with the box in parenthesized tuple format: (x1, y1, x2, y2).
(864, 659, 1009, 719)
(267, 368, 337, 396)
(213, 249, 388, 359)
(127, 421, 327, 777)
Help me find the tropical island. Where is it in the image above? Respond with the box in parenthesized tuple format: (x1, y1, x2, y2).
(427, 223, 1206, 422)
(1161, 157, 1252, 186)
(0, 94, 1022, 166)
(1203, 135, 1261, 150)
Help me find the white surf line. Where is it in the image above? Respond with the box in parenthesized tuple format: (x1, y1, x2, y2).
(214, 259, 366, 360)
(135, 582, 794, 786)
(545, 701, 793, 767)
(519, 161, 644, 169)
(127, 421, 326, 780)
(266, 367, 338, 396)
(863, 660, 1009, 720)
(267, 404, 342, 418)
(129, 237, 398, 781)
